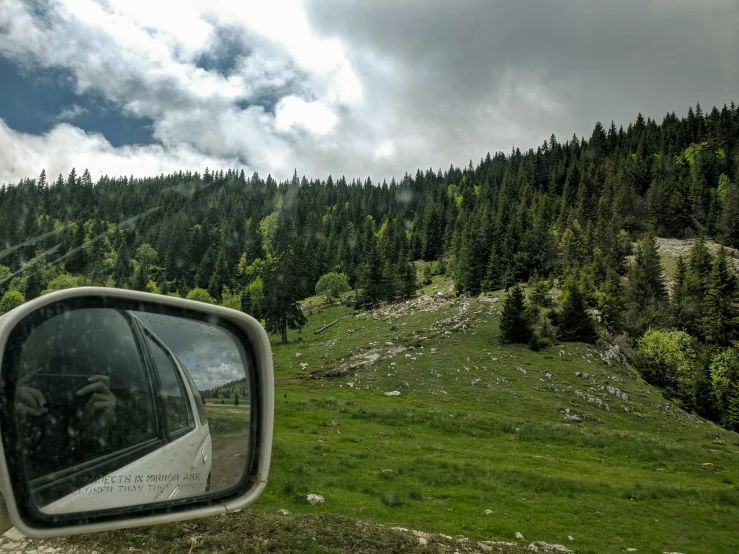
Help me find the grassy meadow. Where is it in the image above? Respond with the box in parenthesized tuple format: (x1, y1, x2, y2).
(189, 281, 739, 553)
(36, 277, 739, 554)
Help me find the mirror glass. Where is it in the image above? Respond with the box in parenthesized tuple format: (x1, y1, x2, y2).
(7, 305, 252, 515)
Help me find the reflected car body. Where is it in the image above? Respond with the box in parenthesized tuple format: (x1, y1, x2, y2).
(29, 312, 212, 514)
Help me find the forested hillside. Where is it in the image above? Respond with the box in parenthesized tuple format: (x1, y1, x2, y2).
(1, 103, 739, 429)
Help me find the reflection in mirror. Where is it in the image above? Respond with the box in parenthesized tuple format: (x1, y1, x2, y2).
(10, 307, 250, 515)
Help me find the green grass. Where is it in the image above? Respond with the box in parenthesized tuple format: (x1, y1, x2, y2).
(251, 285, 739, 553)
(36, 279, 739, 553)
(204, 404, 251, 436)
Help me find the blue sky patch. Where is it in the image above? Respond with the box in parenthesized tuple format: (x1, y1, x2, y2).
(0, 56, 157, 147)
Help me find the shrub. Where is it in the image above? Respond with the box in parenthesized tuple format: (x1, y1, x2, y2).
(0, 289, 24, 315)
(638, 329, 698, 405)
(186, 287, 215, 304)
(316, 272, 351, 301)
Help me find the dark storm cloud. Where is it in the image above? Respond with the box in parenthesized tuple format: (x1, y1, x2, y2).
(307, 0, 739, 151)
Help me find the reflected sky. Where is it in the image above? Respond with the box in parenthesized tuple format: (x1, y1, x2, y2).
(132, 312, 246, 392)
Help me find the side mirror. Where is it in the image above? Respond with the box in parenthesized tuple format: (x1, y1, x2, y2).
(0, 288, 273, 538)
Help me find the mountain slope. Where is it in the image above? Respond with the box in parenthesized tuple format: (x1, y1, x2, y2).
(11, 287, 739, 554)
(248, 290, 739, 553)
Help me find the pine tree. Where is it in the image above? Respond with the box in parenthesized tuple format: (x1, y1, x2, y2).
(628, 233, 667, 308)
(680, 237, 714, 333)
(397, 256, 417, 299)
(195, 245, 216, 289)
(482, 245, 503, 292)
(499, 285, 533, 344)
(671, 255, 689, 328)
(596, 269, 625, 330)
(719, 179, 739, 248)
(558, 278, 597, 343)
(262, 248, 308, 343)
(207, 247, 227, 300)
(455, 221, 480, 294)
(358, 227, 383, 306)
(113, 244, 132, 288)
(701, 247, 739, 345)
(133, 243, 159, 292)
(688, 236, 713, 286)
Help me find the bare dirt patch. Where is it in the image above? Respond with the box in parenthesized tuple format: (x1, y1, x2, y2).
(629, 237, 739, 273)
(210, 432, 250, 492)
(12, 511, 535, 553)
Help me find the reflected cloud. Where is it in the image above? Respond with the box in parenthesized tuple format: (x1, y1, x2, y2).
(132, 311, 247, 391)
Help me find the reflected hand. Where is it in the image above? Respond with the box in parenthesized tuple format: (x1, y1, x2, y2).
(15, 384, 48, 417)
(76, 375, 117, 437)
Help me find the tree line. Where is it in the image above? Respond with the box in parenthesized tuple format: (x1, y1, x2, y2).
(1, 102, 738, 428)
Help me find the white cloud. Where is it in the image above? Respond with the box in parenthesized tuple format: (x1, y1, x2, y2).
(275, 96, 339, 135)
(373, 140, 395, 161)
(192, 363, 244, 390)
(0, 120, 241, 184)
(0, 0, 370, 182)
(1, 0, 737, 185)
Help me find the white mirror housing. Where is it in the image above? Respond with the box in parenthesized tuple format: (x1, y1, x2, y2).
(0, 287, 274, 538)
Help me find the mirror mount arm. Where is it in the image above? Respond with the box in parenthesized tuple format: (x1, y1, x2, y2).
(0, 494, 12, 535)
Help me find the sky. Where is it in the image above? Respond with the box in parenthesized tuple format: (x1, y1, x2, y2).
(133, 311, 248, 392)
(1, 0, 737, 185)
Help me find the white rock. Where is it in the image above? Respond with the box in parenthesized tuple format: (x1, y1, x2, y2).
(306, 494, 325, 505)
(418, 537, 428, 546)
(527, 542, 573, 553)
(484, 509, 493, 515)
(278, 509, 290, 515)
(2, 529, 24, 542)
(384, 391, 401, 396)
(516, 532, 525, 540)
(568, 535, 574, 541)
(295, 352, 302, 358)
